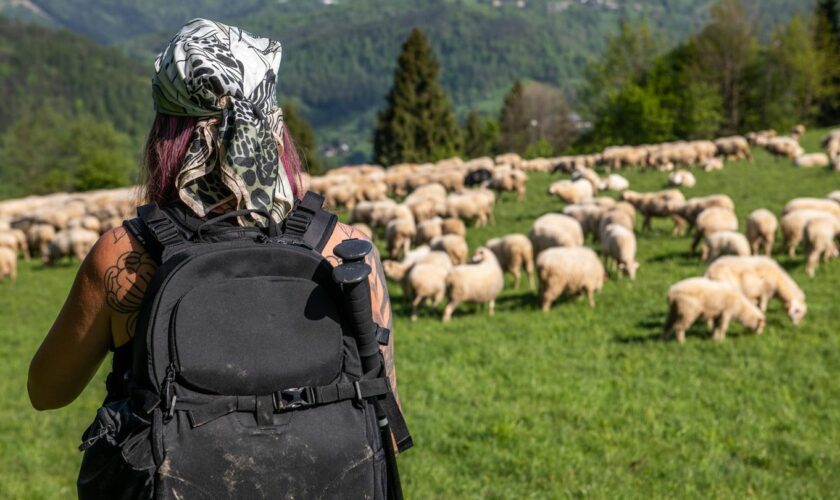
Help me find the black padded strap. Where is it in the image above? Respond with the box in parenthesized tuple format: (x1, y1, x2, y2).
(283, 191, 337, 252)
(124, 204, 190, 263)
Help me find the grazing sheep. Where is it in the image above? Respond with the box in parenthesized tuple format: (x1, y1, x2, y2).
(441, 217, 467, 237)
(600, 223, 639, 279)
(446, 189, 495, 227)
(597, 209, 635, 242)
(415, 217, 443, 246)
(821, 129, 840, 162)
(0, 247, 16, 283)
(26, 223, 56, 258)
(537, 246, 605, 310)
(664, 277, 765, 343)
(547, 179, 594, 204)
(44, 228, 99, 265)
(746, 209, 778, 256)
(68, 215, 101, 234)
(0, 231, 26, 260)
(382, 246, 432, 283)
(430, 234, 469, 265)
(385, 218, 416, 260)
(442, 247, 505, 322)
(485, 234, 535, 289)
(765, 136, 804, 160)
(791, 123, 806, 140)
(794, 153, 830, 168)
(464, 168, 492, 187)
(570, 167, 602, 193)
(669, 194, 735, 235)
(714, 136, 752, 161)
(780, 210, 839, 256)
(562, 204, 604, 240)
(691, 207, 738, 254)
(803, 217, 838, 277)
(528, 213, 584, 255)
(828, 191, 840, 204)
(702, 157, 724, 172)
(705, 256, 807, 325)
(602, 173, 629, 191)
(668, 169, 696, 188)
(701, 230, 750, 262)
(485, 168, 527, 200)
(783, 197, 840, 219)
(405, 251, 453, 321)
(620, 189, 686, 233)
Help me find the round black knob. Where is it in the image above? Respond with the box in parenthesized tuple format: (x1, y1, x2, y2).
(332, 261, 372, 285)
(334, 238, 373, 263)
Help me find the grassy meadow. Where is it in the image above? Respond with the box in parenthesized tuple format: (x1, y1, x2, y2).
(1, 129, 838, 499)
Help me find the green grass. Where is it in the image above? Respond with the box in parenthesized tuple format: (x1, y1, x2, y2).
(1, 129, 839, 499)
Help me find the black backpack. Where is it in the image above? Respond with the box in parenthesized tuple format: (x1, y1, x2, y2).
(77, 192, 411, 499)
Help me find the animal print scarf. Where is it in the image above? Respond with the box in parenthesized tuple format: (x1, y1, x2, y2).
(152, 18, 293, 225)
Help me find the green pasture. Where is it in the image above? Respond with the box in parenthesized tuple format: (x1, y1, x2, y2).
(1, 129, 838, 498)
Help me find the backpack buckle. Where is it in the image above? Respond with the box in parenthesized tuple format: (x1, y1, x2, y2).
(273, 387, 313, 411)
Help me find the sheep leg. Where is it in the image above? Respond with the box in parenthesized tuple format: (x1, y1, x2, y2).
(672, 216, 687, 236)
(541, 286, 560, 313)
(690, 232, 703, 254)
(411, 295, 423, 322)
(586, 287, 596, 308)
(643, 214, 652, 231)
(432, 290, 445, 308)
(712, 313, 731, 342)
(805, 251, 818, 278)
(488, 300, 495, 317)
(700, 243, 709, 262)
(442, 300, 460, 322)
(527, 265, 536, 291)
(758, 295, 770, 313)
(672, 306, 700, 344)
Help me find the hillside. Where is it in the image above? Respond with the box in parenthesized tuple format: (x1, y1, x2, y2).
(0, 0, 816, 163)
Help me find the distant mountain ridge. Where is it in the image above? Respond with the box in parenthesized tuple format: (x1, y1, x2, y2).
(0, 0, 815, 163)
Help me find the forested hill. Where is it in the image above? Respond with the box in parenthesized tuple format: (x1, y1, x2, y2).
(0, 0, 814, 163)
(0, 18, 152, 140)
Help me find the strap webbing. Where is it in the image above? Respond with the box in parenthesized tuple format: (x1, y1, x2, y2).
(123, 204, 190, 263)
(177, 377, 390, 428)
(283, 191, 337, 252)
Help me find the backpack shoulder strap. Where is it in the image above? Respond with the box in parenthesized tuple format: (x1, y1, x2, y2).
(282, 191, 338, 252)
(123, 203, 190, 263)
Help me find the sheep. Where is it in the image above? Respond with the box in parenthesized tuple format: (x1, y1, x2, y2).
(442, 247, 505, 322)
(746, 209, 778, 256)
(3, 228, 30, 260)
(664, 277, 765, 343)
(803, 217, 838, 278)
(691, 207, 738, 254)
(385, 218, 416, 259)
(601, 173, 630, 192)
(600, 223, 639, 279)
(794, 153, 830, 168)
(446, 189, 495, 227)
(464, 168, 492, 187)
(714, 136, 752, 161)
(484, 168, 527, 201)
(441, 217, 467, 237)
(765, 136, 803, 160)
(828, 191, 840, 204)
(702, 157, 724, 172)
(547, 179, 593, 204)
(68, 215, 102, 234)
(782, 197, 840, 219)
(430, 234, 469, 265)
(414, 217, 443, 246)
(670, 194, 736, 235)
(43, 228, 98, 265)
(597, 209, 635, 242)
(351, 199, 396, 228)
(25, 223, 57, 258)
(821, 129, 840, 161)
(528, 213, 584, 255)
(780, 210, 839, 257)
(791, 123, 806, 141)
(0, 247, 16, 284)
(382, 246, 432, 283)
(620, 189, 686, 233)
(701, 230, 750, 262)
(536, 246, 605, 310)
(562, 204, 604, 240)
(485, 234, 535, 289)
(570, 167, 602, 193)
(705, 255, 806, 325)
(668, 169, 696, 188)
(405, 251, 453, 321)
(0, 231, 26, 260)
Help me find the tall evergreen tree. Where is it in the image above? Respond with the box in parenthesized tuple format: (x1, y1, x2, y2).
(499, 81, 574, 155)
(498, 81, 528, 154)
(373, 28, 460, 165)
(283, 102, 323, 175)
(462, 110, 499, 159)
(814, 0, 840, 124)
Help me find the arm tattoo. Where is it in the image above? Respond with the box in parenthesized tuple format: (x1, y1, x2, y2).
(104, 250, 156, 339)
(366, 247, 399, 404)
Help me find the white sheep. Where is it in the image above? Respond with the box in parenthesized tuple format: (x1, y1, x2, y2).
(668, 169, 696, 188)
(601, 173, 629, 192)
(794, 153, 830, 168)
(442, 247, 505, 322)
(705, 256, 806, 325)
(528, 213, 584, 255)
(664, 277, 765, 343)
(44, 228, 99, 266)
(691, 207, 738, 254)
(485, 234, 536, 289)
(803, 217, 838, 278)
(701, 230, 750, 262)
(702, 157, 724, 172)
(405, 251, 453, 321)
(600, 223, 639, 279)
(414, 217, 443, 246)
(782, 197, 840, 219)
(547, 179, 593, 204)
(430, 234, 469, 265)
(780, 210, 839, 257)
(0, 247, 16, 283)
(746, 209, 778, 256)
(441, 217, 467, 237)
(385, 217, 416, 260)
(537, 246, 605, 310)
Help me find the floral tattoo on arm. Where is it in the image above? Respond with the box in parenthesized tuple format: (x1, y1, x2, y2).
(104, 241, 157, 339)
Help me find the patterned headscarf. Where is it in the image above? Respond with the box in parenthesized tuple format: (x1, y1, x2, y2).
(152, 18, 293, 225)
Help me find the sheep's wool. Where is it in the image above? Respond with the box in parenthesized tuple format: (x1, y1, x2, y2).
(152, 18, 293, 225)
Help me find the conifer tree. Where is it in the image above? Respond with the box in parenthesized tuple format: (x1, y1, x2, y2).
(373, 28, 460, 165)
(814, 0, 840, 124)
(462, 110, 498, 158)
(498, 80, 528, 154)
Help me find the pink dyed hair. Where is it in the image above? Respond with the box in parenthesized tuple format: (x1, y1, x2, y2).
(142, 113, 304, 207)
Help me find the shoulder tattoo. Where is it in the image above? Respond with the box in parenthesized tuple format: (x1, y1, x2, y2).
(104, 249, 157, 338)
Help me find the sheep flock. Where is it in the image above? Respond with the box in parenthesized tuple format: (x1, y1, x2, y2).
(1, 125, 837, 343)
